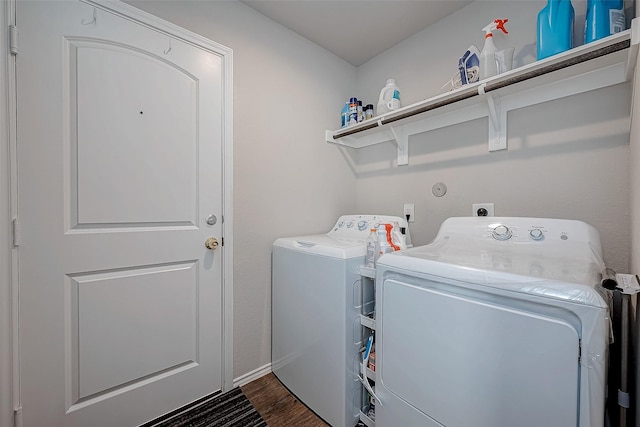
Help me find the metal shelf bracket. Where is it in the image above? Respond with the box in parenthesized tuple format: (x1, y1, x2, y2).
(388, 125, 409, 166)
(479, 83, 507, 152)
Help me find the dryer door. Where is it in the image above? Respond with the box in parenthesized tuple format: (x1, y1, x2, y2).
(378, 278, 580, 427)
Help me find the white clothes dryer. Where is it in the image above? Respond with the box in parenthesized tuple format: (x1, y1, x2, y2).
(272, 214, 408, 427)
(375, 217, 610, 427)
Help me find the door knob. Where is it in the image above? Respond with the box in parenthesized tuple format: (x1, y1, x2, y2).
(205, 237, 219, 250)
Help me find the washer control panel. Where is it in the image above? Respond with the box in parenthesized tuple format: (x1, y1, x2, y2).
(329, 215, 408, 240)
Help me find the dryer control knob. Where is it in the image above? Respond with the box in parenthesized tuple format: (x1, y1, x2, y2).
(492, 225, 512, 241)
(529, 229, 544, 241)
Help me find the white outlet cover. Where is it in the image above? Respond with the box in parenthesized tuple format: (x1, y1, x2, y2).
(404, 203, 415, 222)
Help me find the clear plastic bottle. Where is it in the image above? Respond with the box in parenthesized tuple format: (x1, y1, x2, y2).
(365, 228, 378, 267)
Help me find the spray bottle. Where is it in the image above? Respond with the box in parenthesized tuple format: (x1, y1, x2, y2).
(480, 19, 509, 80)
(377, 223, 400, 258)
(390, 221, 407, 251)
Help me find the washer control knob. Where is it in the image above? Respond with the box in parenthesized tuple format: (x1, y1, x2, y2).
(492, 225, 512, 241)
(358, 221, 368, 231)
(529, 229, 544, 241)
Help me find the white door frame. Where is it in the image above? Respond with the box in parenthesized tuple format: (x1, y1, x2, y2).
(0, 2, 234, 425)
(1, 1, 16, 427)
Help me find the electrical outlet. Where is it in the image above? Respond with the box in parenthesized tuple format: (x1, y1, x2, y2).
(472, 203, 494, 217)
(404, 203, 415, 223)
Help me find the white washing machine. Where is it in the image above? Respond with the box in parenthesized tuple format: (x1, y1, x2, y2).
(272, 214, 408, 427)
(375, 217, 610, 427)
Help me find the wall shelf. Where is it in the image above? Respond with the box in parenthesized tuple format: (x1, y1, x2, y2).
(326, 18, 639, 166)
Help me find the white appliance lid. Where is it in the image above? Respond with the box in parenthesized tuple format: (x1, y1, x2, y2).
(378, 217, 608, 307)
(273, 234, 366, 259)
(273, 214, 409, 259)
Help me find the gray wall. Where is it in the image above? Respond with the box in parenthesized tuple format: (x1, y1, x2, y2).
(355, 0, 631, 273)
(127, 0, 358, 379)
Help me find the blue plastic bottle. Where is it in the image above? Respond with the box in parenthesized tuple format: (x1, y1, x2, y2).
(585, 0, 625, 44)
(340, 101, 349, 128)
(537, 0, 575, 60)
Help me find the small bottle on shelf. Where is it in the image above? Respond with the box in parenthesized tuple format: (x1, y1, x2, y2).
(365, 228, 378, 268)
(340, 101, 349, 128)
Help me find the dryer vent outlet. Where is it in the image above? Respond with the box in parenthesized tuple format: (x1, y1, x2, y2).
(473, 203, 494, 217)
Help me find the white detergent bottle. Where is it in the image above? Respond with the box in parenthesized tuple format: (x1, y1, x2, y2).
(390, 221, 407, 251)
(376, 79, 401, 116)
(480, 19, 509, 80)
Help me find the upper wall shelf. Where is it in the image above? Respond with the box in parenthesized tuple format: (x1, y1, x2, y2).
(326, 18, 639, 166)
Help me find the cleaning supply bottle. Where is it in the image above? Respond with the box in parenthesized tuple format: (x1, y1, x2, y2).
(376, 79, 401, 116)
(365, 228, 379, 267)
(365, 104, 374, 120)
(480, 19, 509, 80)
(585, 0, 625, 44)
(537, 0, 574, 60)
(349, 97, 359, 127)
(340, 101, 349, 128)
(390, 221, 407, 251)
(377, 223, 400, 258)
(384, 223, 400, 251)
(376, 225, 391, 257)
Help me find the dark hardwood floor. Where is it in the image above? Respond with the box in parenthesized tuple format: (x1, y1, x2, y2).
(241, 373, 330, 427)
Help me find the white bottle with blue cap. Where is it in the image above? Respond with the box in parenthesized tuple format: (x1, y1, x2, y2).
(376, 79, 400, 116)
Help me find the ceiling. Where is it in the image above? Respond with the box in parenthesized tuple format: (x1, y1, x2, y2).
(240, 1, 474, 66)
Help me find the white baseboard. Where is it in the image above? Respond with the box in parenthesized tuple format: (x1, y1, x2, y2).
(233, 363, 272, 388)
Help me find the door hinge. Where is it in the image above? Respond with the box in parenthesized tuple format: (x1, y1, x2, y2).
(12, 218, 21, 247)
(9, 25, 18, 55)
(221, 237, 224, 246)
(14, 406, 23, 427)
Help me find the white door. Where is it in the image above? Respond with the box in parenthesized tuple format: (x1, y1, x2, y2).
(16, 1, 230, 426)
